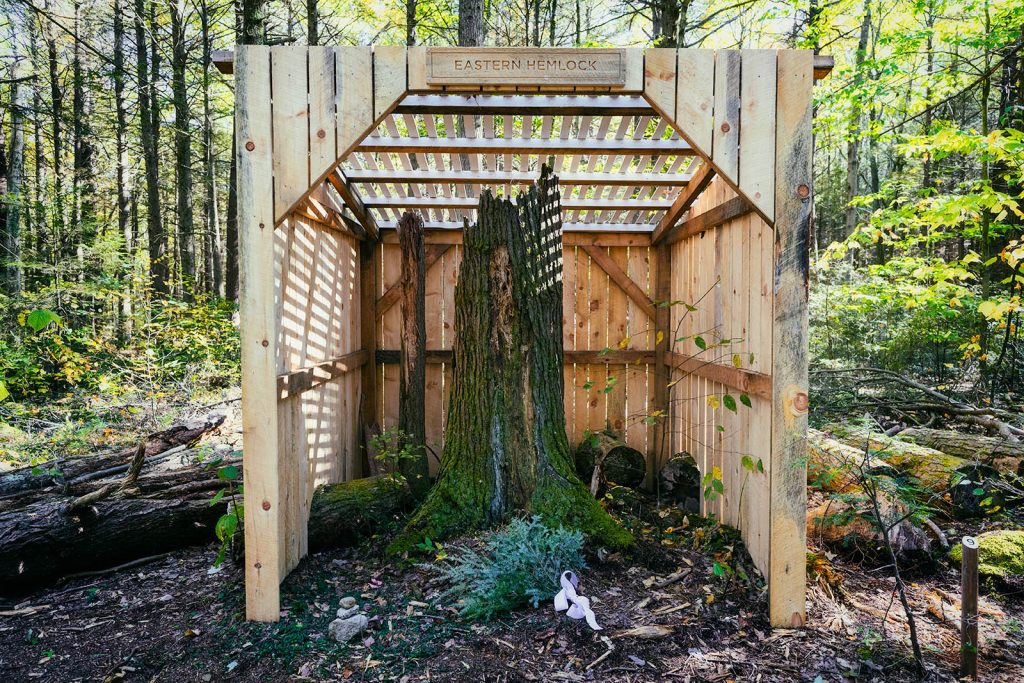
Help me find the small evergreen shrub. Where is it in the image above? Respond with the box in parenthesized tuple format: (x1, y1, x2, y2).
(429, 516, 585, 620)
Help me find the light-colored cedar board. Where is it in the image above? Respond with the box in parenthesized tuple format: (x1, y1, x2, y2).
(711, 49, 740, 190)
(674, 49, 715, 157)
(605, 247, 629, 435)
(380, 242, 401, 429)
(271, 47, 310, 224)
(373, 46, 407, 122)
(626, 246, 652, 457)
(769, 49, 813, 629)
(357, 137, 694, 155)
(588, 241, 609, 436)
(276, 349, 369, 399)
(376, 244, 451, 316)
(664, 196, 752, 247)
(308, 47, 336, 183)
(440, 245, 460, 449)
(739, 50, 777, 222)
(643, 48, 677, 124)
(572, 244, 592, 441)
(581, 245, 657, 321)
(651, 162, 715, 245)
(236, 45, 281, 622)
(562, 246, 577, 444)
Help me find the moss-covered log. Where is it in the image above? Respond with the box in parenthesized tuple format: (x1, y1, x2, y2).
(899, 427, 1024, 475)
(308, 476, 414, 550)
(391, 168, 631, 553)
(574, 432, 646, 492)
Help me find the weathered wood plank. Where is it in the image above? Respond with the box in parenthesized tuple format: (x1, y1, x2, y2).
(711, 50, 741, 186)
(769, 49, 813, 629)
(674, 49, 715, 157)
(276, 349, 369, 399)
(376, 244, 451, 316)
(373, 46, 407, 121)
(236, 45, 281, 622)
(581, 245, 657, 320)
(643, 48, 677, 122)
(271, 47, 309, 224)
(739, 50, 777, 222)
(347, 169, 692, 186)
(356, 137, 693, 155)
(651, 162, 715, 244)
(308, 47, 336, 185)
(664, 196, 753, 246)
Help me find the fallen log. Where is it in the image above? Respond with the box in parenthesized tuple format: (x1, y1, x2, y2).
(0, 412, 227, 498)
(898, 427, 1024, 475)
(0, 467, 411, 593)
(822, 424, 1007, 515)
(574, 432, 646, 493)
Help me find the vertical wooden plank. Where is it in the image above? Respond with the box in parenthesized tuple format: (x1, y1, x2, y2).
(626, 246, 651, 458)
(381, 243, 401, 429)
(711, 50, 740, 187)
(562, 246, 578, 445)
(606, 247, 629, 436)
(373, 46, 407, 122)
(652, 241, 671, 483)
(589, 246, 608, 434)
(407, 46, 427, 90)
(770, 49, 813, 629)
(271, 46, 309, 223)
(237, 45, 281, 622)
(336, 47, 373, 157)
(644, 48, 677, 121)
(573, 245, 592, 440)
(675, 50, 715, 158)
(739, 50, 777, 222)
(308, 47, 336, 186)
(358, 237, 377, 474)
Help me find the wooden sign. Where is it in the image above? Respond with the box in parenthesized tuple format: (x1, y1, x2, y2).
(425, 48, 626, 87)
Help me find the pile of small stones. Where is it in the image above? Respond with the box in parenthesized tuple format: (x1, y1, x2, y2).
(327, 596, 368, 643)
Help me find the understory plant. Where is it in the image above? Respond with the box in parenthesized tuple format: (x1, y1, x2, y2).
(429, 516, 585, 620)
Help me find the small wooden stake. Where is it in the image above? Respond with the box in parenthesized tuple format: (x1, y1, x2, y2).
(960, 535, 979, 680)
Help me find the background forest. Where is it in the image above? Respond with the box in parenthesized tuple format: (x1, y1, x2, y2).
(0, 0, 1021, 438)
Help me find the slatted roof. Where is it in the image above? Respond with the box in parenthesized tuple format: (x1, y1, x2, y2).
(316, 94, 703, 233)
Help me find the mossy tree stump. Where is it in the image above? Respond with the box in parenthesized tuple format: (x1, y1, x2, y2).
(391, 168, 631, 553)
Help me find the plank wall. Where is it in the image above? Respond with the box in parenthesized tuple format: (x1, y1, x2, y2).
(668, 176, 774, 577)
(274, 214, 361, 574)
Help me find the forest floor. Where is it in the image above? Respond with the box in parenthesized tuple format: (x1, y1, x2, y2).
(1, 491, 1023, 683)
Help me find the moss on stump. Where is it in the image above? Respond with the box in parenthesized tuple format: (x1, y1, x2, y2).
(949, 530, 1024, 578)
(389, 169, 631, 554)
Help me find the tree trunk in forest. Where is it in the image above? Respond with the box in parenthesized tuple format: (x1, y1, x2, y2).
(391, 168, 631, 553)
(398, 212, 430, 498)
(135, 0, 167, 294)
(113, 0, 132, 334)
(71, 0, 96, 275)
(45, 22, 67, 290)
(845, 0, 871, 240)
(307, 0, 319, 45)
(225, 137, 239, 301)
(458, 0, 485, 46)
(171, 0, 196, 292)
(2, 75, 24, 294)
(242, 0, 268, 45)
(405, 0, 416, 45)
(201, 0, 222, 295)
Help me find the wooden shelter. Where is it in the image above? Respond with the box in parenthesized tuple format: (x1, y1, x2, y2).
(228, 46, 828, 626)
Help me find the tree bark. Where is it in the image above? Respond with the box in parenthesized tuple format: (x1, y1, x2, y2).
(391, 168, 630, 553)
(458, 0, 485, 46)
(398, 212, 430, 498)
(171, 0, 196, 292)
(201, 0, 222, 296)
(113, 0, 133, 334)
(135, 0, 167, 294)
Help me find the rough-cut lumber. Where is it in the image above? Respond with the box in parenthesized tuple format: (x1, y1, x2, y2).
(393, 94, 654, 115)
(663, 196, 753, 246)
(668, 351, 772, 400)
(357, 137, 693, 156)
(650, 162, 715, 245)
(276, 350, 368, 399)
(376, 245, 450, 316)
(348, 169, 691, 186)
(398, 212, 430, 499)
(581, 244, 657, 320)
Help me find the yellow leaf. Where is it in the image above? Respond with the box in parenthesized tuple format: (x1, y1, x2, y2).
(618, 336, 631, 349)
(655, 331, 665, 345)
(712, 465, 722, 480)
(732, 354, 742, 368)
(707, 395, 721, 409)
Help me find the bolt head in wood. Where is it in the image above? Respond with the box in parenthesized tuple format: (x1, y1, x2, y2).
(797, 184, 810, 198)
(317, 129, 327, 139)
(262, 500, 272, 510)
(793, 392, 809, 412)
(720, 122, 731, 133)
(261, 339, 269, 348)
(245, 141, 256, 152)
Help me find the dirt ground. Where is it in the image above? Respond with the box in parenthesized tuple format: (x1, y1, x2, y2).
(2, 499, 1023, 683)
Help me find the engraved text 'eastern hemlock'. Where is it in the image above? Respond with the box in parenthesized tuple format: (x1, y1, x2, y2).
(425, 48, 626, 86)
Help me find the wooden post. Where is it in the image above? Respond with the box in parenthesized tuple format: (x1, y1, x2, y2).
(960, 535, 979, 680)
(769, 49, 813, 628)
(652, 244, 671, 489)
(359, 237, 378, 474)
(236, 45, 282, 622)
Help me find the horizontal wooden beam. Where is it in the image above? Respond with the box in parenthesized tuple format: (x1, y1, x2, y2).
(375, 349, 655, 365)
(665, 195, 754, 246)
(651, 163, 715, 245)
(327, 169, 379, 240)
(668, 351, 772, 400)
(346, 169, 693, 187)
(379, 230, 652, 247)
(394, 94, 655, 115)
(375, 244, 451, 316)
(378, 220, 655, 233)
(277, 349, 368, 400)
(210, 51, 833, 81)
(357, 137, 694, 156)
(365, 196, 673, 211)
(581, 244, 657, 321)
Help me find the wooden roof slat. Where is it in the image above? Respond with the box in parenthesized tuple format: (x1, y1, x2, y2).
(365, 197, 674, 211)
(378, 220, 658, 233)
(393, 94, 656, 115)
(345, 169, 692, 186)
(356, 137, 694, 156)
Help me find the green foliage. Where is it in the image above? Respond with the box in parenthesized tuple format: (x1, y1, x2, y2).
(371, 427, 425, 486)
(429, 517, 586, 620)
